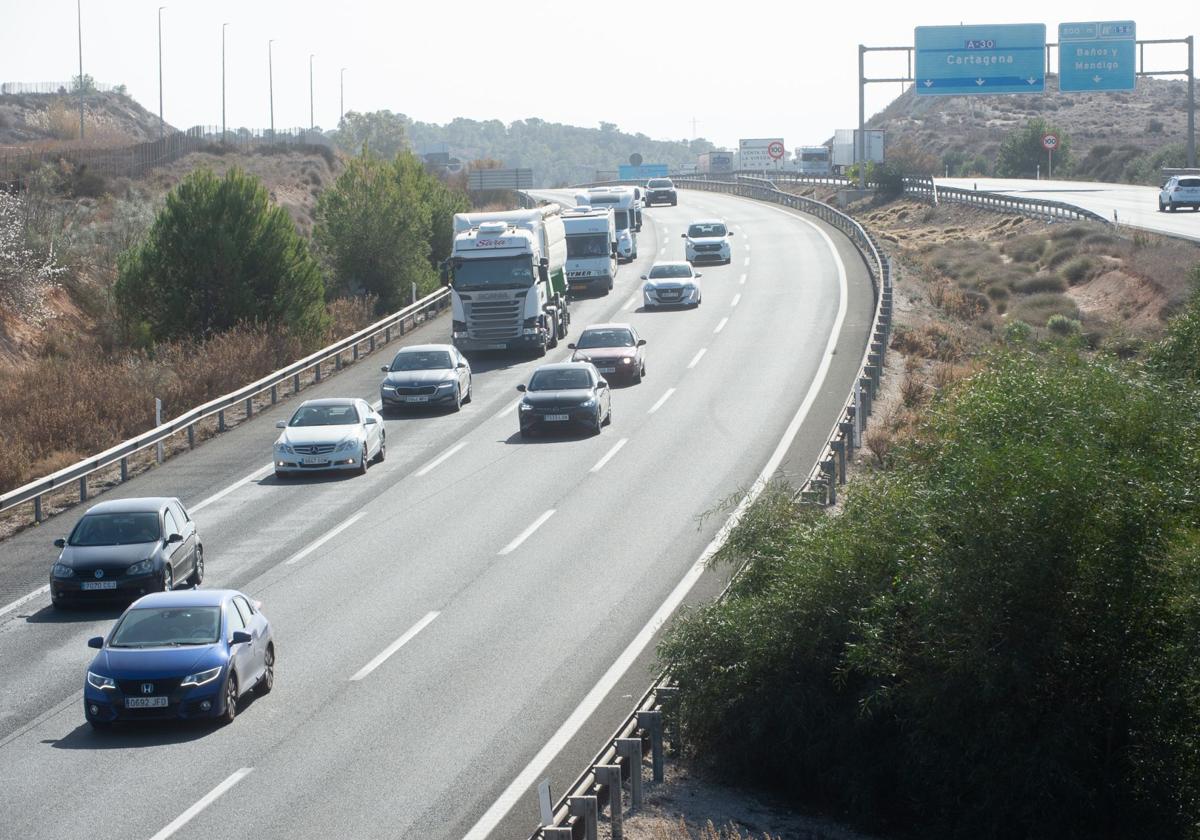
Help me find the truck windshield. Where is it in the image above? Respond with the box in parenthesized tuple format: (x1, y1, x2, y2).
(647, 179, 672, 188)
(453, 255, 535, 291)
(613, 210, 630, 231)
(567, 234, 609, 258)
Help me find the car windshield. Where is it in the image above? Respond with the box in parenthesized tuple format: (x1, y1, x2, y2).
(109, 606, 222, 648)
(577, 329, 635, 349)
(69, 512, 161, 546)
(390, 350, 453, 371)
(688, 223, 727, 238)
(289, 403, 359, 426)
(567, 233, 610, 258)
(648, 179, 673, 188)
(648, 264, 693, 279)
(452, 255, 535, 291)
(1179, 178, 1200, 188)
(528, 368, 593, 391)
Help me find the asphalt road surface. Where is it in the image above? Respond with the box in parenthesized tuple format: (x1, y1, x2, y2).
(0, 188, 875, 840)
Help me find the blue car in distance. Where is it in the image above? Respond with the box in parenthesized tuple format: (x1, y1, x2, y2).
(84, 589, 274, 729)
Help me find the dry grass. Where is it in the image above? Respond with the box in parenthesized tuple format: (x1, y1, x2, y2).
(640, 820, 781, 840)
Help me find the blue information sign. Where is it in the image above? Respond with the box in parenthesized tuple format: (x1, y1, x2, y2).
(915, 23, 1046, 95)
(1058, 21, 1136, 92)
(618, 163, 669, 180)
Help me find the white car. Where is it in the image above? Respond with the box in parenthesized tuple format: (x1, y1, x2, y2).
(642, 261, 702, 309)
(682, 219, 733, 265)
(273, 398, 385, 478)
(1159, 175, 1200, 212)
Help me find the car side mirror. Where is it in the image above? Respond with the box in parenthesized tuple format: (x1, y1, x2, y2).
(380, 365, 390, 373)
(679, 233, 686, 238)
(167, 533, 183, 544)
(640, 275, 648, 280)
(727, 230, 735, 236)
(364, 416, 378, 425)
(231, 630, 252, 646)
(567, 343, 576, 349)
(87, 636, 104, 649)
(695, 273, 703, 278)
(54, 538, 66, 548)
(597, 380, 609, 389)
(637, 339, 647, 346)
(457, 361, 468, 369)
(275, 420, 287, 429)
(516, 384, 527, 392)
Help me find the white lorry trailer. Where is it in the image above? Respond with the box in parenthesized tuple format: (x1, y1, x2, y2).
(575, 187, 638, 262)
(795, 145, 832, 176)
(442, 206, 570, 355)
(831, 129, 884, 174)
(562, 207, 618, 296)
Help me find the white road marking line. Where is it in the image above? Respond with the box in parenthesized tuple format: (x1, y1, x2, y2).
(0, 585, 50, 619)
(743, 256, 751, 266)
(744, 243, 751, 251)
(686, 348, 707, 369)
(192, 463, 273, 512)
(731, 293, 742, 307)
(647, 388, 676, 414)
(624, 292, 641, 311)
(284, 512, 367, 566)
(589, 438, 628, 473)
(738, 273, 747, 285)
(415, 441, 468, 477)
(499, 509, 556, 555)
(713, 317, 729, 334)
(494, 398, 522, 420)
(349, 611, 440, 681)
(462, 192, 852, 840)
(149, 768, 254, 840)
(659, 247, 666, 254)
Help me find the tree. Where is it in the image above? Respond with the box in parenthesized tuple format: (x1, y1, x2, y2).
(1148, 263, 1200, 383)
(70, 74, 96, 94)
(995, 118, 1070, 178)
(114, 168, 327, 344)
(332, 110, 411, 160)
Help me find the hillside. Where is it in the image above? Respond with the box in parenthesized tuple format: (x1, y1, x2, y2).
(0, 90, 168, 147)
(866, 74, 1191, 181)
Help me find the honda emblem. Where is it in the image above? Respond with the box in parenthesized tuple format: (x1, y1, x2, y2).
(141, 683, 154, 695)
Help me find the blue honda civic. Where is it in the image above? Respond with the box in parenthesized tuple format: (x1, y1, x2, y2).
(83, 589, 274, 729)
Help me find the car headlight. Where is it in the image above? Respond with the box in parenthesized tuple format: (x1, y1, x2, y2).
(579, 398, 597, 408)
(276, 441, 295, 454)
(620, 357, 633, 365)
(683, 283, 696, 291)
(381, 384, 395, 392)
(575, 355, 591, 363)
(437, 381, 456, 390)
(519, 401, 534, 412)
(181, 666, 223, 688)
(126, 558, 155, 576)
(52, 562, 74, 578)
(644, 282, 656, 290)
(335, 438, 358, 452)
(87, 671, 115, 691)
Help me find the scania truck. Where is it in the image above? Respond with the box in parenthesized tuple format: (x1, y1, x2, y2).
(562, 207, 618, 296)
(442, 206, 570, 355)
(575, 187, 638, 262)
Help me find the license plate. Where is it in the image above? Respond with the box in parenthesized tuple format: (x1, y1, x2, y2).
(545, 414, 569, 422)
(571, 284, 589, 291)
(598, 367, 616, 373)
(81, 580, 118, 591)
(126, 696, 169, 709)
(405, 396, 430, 403)
(302, 455, 327, 464)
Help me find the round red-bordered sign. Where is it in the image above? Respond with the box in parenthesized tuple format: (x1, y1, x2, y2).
(767, 141, 785, 160)
(1042, 133, 1059, 151)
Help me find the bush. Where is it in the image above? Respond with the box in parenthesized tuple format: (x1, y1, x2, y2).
(1046, 313, 1081, 336)
(1012, 274, 1067, 294)
(1010, 292, 1079, 326)
(1004, 319, 1033, 343)
(1060, 255, 1098, 285)
(1001, 235, 1046, 263)
(661, 352, 1200, 840)
(1148, 265, 1200, 383)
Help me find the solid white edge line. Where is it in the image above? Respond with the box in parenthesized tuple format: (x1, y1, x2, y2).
(498, 509, 556, 556)
(731, 293, 742, 308)
(349, 611, 440, 681)
(589, 438, 629, 474)
(416, 441, 469, 477)
(624, 292, 641, 311)
(284, 511, 368, 566)
(713, 317, 729, 334)
(192, 463, 273, 512)
(461, 212, 850, 840)
(494, 399, 522, 420)
(149, 768, 254, 840)
(647, 388, 676, 415)
(0, 584, 50, 619)
(686, 348, 707, 369)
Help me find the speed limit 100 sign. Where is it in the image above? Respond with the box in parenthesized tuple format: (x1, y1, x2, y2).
(767, 141, 785, 160)
(1042, 133, 1059, 151)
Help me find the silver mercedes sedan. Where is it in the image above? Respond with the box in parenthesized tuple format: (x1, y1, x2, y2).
(272, 398, 385, 478)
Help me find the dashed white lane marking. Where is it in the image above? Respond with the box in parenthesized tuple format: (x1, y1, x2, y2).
(624, 292, 641, 311)
(0, 585, 49, 619)
(686, 348, 707, 369)
(731, 294, 742, 308)
(415, 441, 468, 477)
(738, 273, 747, 285)
(743, 256, 751, 266)
(494, 399, 521, 420)
(499, 509, 556, 555)
(714, 317, 729, 334)
(149, 768, 254, 840)
(589, 438, 629, 474)
(284, 512, 367, 566)
(192, 463, 274, 512)
(349, 611, 440, 681)
(647, 388, 676, 414)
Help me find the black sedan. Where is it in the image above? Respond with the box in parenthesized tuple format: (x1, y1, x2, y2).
(517, 362, 612, 437)
(51, 497, 203, 608)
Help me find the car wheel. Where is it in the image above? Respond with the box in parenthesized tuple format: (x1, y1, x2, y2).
(520, 426, 535, 439)
(603, 405, 612, 426)
(1169, 203, 1177, 212)
(1159, 200, 1165, 212)
(376, 431, 386, 462)
(591, 411, 603, 436)
(357, 444, 369, 476)
(89, 719, 111, 731)
(671, 200, 677, 206)
(464, 379, 473, 404)
(187, 545, 204, 587)
(161, 564, 173, 593)
(274, 470, 290, 481)
(452, 385, 464, 412)
(221, 673, 238, 724)
(258, 644, 274, 695)
(633, 365, 643, 384)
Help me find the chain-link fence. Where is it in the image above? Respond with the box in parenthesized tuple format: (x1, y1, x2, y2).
(0, 81, 121, 95)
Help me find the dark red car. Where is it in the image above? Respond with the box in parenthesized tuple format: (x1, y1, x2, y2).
(568, 323, 647, 385)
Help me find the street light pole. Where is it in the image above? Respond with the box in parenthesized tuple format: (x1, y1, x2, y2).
(76, 0, 84, 139)
(309, 53, 315, 132)
(268, 39, 275, 138)
(221, 22, 229, 142)
(157, 6, 166, 140)
(340, 67, 347, 128)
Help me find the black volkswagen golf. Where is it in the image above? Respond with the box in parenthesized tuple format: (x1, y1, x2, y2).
(50, 497, 203, 608)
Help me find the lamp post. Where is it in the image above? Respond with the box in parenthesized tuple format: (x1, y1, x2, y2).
(157, 6, 166, 139)
(309, 53, 316, 132)
(340, 66, 347, 128)
(268, 39, 276, 138)
(76, 0, 84, 139)
(221, 22, 229, 141)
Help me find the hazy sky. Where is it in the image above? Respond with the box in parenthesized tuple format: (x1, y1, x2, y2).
(0, 1, 1192, 152)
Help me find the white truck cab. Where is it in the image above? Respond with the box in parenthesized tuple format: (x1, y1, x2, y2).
(577, 187, 639, 263)
(562, 207, 618, 296)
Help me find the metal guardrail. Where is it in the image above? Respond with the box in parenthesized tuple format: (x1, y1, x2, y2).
(0, 288, 451, 523)
(530, 176, 892, 839)
(901, 176, 1111, 224)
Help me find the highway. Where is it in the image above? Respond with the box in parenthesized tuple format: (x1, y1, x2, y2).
(0, 189, 875, 840)
(936, 177, 1200, 242)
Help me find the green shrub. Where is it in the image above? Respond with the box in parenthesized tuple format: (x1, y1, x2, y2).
(1010, 292, 1079, 326)
(1013, 274, 1067, 294)
(1001, 234, 1046, 263)
(1046, 313, 1081, 336)
(1148, 265, 1200, 383)
(1061, 256, 1098, 285)
(1004, 319, 1033, 342)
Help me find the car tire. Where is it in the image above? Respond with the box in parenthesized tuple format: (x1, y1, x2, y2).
(520, 426, 535, 439)
(275, 470, 290, 481)
(452, 386, 463, 412)
(603, 405, 612, 427)
(591, 411, 603, 436)
(187, 545, 204, 587)
(1169, 203, 1177, 212)
(376, 432, 386, 462)
(258, 644, 274, 695)
(633, 365, 643, 385)
(161, 564, 173, 593)
(464, 379, 473, 404)
(357, 445, 369, 476)
(1159, 200, 1165, 212)
(221, 673, 238, 724)
(89, 719, 111, 731)
(671, 199, 677, 206)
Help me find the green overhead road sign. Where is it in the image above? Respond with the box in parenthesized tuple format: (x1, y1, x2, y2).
(1058, 21, 1136, 92)
(915, 23, 1046, 96)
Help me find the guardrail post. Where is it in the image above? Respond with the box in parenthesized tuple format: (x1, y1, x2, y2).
(832, 438, 847, 484)
(839, 420, 855, 456)
(218, 410, 226, 433)
(293, 373, 301, 394)
(821, 458, 837, 505)
(542, 828, 572, 840)
(616, 738, 643, 811)
(385, 326, 392, 344)
(655, 685, 680, 755)
(270, 384, 278, 405)
(568, 796, 599, 840)
(595, 764, 623, 839)
(638, 710, 665, 782)
(859, 376, 873, 418)
(315, 362, 322, 382)
(34, 495, 44, 523)
(369, 335, 376, 353)
(79, 476, 87, 503)
(335, 353, 343, 371)
(245, 397, 253, 420)
(352, 343, 359, 362)
(120, 457, 129, 482)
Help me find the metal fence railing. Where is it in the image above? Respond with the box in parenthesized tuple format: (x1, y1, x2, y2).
(0, 81, 121, 95)
(529, 175, 891, 839)
(0, 288, 451, 524)
(901, 176, 1111, 224)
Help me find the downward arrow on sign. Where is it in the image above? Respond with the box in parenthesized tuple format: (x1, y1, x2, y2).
(924, 79, 933, 87)
(1026, 77, 1037, 85)
(1093, 75, 1103, 83)
(975, 78, 985, 86)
